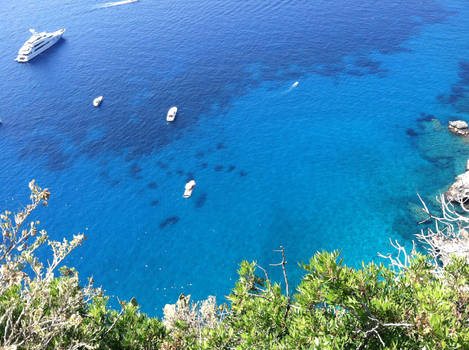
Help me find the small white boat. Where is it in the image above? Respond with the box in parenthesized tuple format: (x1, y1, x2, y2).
(183, 180, 196, 198)
(93, 96, 103, 107)
(166, 106, 178, 122)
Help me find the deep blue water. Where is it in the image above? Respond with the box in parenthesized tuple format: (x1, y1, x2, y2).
(2, 0, 469, 315)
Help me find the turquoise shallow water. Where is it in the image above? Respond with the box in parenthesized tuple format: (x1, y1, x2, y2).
(2, 0, 469, 314)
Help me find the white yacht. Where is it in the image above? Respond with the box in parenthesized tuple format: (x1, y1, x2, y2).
(15, 28, 65, 63)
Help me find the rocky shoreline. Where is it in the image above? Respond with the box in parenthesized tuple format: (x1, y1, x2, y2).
(445, 159, 469, 202)
(445, 120, 469, 202)
(416, 120, 469, 267)
(448, 120, 469, 137)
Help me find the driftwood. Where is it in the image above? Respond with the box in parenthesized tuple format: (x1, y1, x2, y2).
(380, 192, 469, 280)
(415, 193, 469, 268)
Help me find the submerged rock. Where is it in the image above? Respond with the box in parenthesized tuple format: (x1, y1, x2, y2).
(448, 120, 469, 136)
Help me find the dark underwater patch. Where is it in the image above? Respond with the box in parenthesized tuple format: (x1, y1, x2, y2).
(239, 171, 248, 177)
(424, 155, 453, 169)
(99, 170, 109, 179)
(148, 182, 158, 189)
(194, 193, 207, 209)
(156, 161, 168, 169)
(227, 165, 236, 172)
(159, 216, 179, 229)
(200, 163, 208, 169)
(176, 170, 184, 175)
(216, 142, 227, 150)
(195, 152, 204, 159)
(18, 137, 71, 172)
(125, 152, 137, 162)
(346, 70, 366, 77)
(438, 62, 469, 111)
(354, 56, 388, 75)
(150, 200, 159, 206)
(406, 128, 418, 137)
(392, 215, 420, 242)
(343, 56, 388, 77)
(417, 113, 435, 123)
(214, 165, 224, 172)
(130, 163, 143, 179)
(99, 170, 120, 186)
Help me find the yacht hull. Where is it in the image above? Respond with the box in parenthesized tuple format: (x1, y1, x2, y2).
(15, 29, 65, 63)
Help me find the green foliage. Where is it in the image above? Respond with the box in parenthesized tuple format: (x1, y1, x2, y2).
(202, 251, 469, 349)
(97, 300, 167, 349)
(224, 261, 290, 347)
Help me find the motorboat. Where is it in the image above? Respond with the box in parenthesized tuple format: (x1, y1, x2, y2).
(15, 28, 65, 63)
(166, 106, 178, 122)
(93, 96, 103, 107)
(183, 180, 196, 198)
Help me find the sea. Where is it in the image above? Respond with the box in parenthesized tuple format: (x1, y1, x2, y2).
(2, 0, 469, 315)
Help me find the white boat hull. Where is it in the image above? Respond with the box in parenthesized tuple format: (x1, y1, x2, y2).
(166, 106, 178, 122)
(183, 180, 196, 198)
(93, 96, 103, 107)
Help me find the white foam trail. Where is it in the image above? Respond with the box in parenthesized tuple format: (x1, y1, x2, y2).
(283, 81, 299, 94)
(97, 0, 138, 9)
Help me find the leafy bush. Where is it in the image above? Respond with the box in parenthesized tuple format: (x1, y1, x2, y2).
(199, 250, 467, 349)
(0, 181, 166, 350)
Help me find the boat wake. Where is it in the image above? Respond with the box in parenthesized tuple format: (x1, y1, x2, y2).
(283, 81, 299, 94)
(96, 0, 138, 9)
